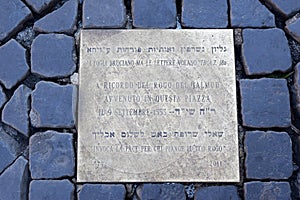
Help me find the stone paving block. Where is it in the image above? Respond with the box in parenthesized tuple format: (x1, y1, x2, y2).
(265, 0, 300, 17)
(2, 85, 31, 137)
(0, 126, 23, 174)
(78, 184, 126, 200)
(34, 0, 78, 34)
(0, 156, 28, 200)
(244, 181, 291, 200)
(0, 40, 29, 89)
(242, 28, 291, 75)
(0, 0, 32, 42)
(30, 180, 74, 200)
(29, 130, 74, 179)
(181, 0, 228, 28)
(31, 34, 76, 78)
(30, 81, 76, 128)
(137, 184, 186, 200)
(181, 0, 227, 28)
(230, 0, 275, 27)
(245, 131, 293, 179)
(285, 14, 300, 44)
(293, 63, 300, 127)
(24, 0, 60, 13)
(240, 78, 290, 128)
(132, 0, 176, 28)
(83, 0, 126, 28)
(195, 186, 239, 200)
(0, 85, 7, 109)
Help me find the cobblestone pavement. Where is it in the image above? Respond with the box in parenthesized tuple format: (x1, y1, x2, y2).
(0, 0, 300, 199)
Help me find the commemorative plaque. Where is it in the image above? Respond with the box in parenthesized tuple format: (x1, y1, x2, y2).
(77, 30, 239, 182)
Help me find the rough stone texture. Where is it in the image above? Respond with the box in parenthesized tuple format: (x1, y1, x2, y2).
(2, 85, 31, 137)
(285, 14, 300, 44)
(0, 85, 7, 109)
(30, 81, 76, 128)
(137, 184, 186, 200)
(265, 0, 300, 17)
(24, 0, 60, 13)
(82, 0, 126, 28)
(31, 34, 76, 78)
(132, 0, 177, 28)
(29, 130, 74, 179)
(0, 126, 23, 174)
(0, 156, 28, 200)
(30, 180, 74, 200)
(0, 40, 29, 89)
(245, 131, 293, 179)
(195, 186, 239, 200)
(230, 0, 275, 27)
(181, 0, 227, 28)
(244, 182, 291, 200)
(292, 63, 300, 129)
(242, 28, 292, 75)
(78, 184, 126, 200)
(240, 78, 290, 128)
(34, 0, 78, 34)
(0, 0, 32, 42)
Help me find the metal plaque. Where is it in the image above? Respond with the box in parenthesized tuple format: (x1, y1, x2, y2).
(77, 30, 239, 182)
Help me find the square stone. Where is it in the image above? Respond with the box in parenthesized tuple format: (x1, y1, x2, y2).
(132, 0, 177, 28)
(242, 29, 291, 75)
(30, 81, 76, 128)
(29, 131, 75, 179)
(240, 78, 290, 128)
(29, 180, 74, 200)
(77, 30, 239, 182)
(245, 131, 293, 179)
(244, 182, 291, 200)
(181, 0, 228, 28)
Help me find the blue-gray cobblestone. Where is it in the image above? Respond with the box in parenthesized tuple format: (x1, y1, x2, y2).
(30, 81, 76, 128)
(181, 0, 227, 28)
(137, 184, 186, 200)
(34, 0, 78, 34)
(132, 0, 177, 28)
(2, 85, 31, 137)
(78, 184, 126, 200)
(230, 0, 275, 27)
(292, 63, 300, 129)
(244, 181, 291, 200)
(30, 180, 74, 200)
(0, 126, 23, 174)
(0, 85, 6, 109)
(29, 130, 74, 179)
(82, 0, 126, 28)
(245, 131, 293, 179)
(265, 0, 300, 17)
(242, 28, 292, 75)
(240, 78, 290, 128)
(0, 0, 32, 42)
(31, 34, 76, 78)
(285, 14, 300, 44)
(0, 40, 29, 89)
(24, 0, 60, 13)
(195, 186, 239, 200)
(0, 156, 28, 200)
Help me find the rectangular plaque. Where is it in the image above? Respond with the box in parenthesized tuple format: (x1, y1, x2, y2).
(77, 30, 239, 182)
